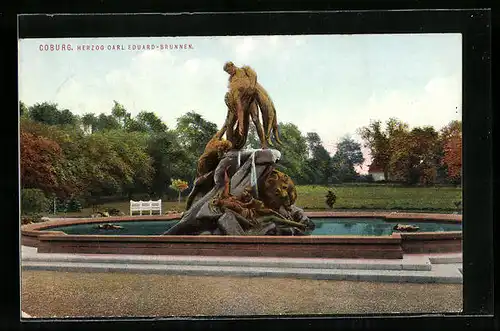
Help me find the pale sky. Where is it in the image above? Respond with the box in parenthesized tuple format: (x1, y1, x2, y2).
(18, 34, 462, 173)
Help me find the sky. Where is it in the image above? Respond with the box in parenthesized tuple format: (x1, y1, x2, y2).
(18, 34, 462, 174)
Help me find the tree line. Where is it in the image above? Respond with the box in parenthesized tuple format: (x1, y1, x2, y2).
(19, 100, 461, 209)
(358, 118, 461, 185)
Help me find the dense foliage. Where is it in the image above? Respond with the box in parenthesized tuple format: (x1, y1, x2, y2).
(20, 188, 49, 214)
(19, 101, 461, 215)
(358, 118, 462, 185)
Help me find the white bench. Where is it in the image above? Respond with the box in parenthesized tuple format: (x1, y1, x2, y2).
(130, 200, 162, 216)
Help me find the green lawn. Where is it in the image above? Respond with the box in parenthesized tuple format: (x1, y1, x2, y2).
(48, 201, 186, 218)
(45, 185, 462, 218)
(296, 185, 462, 212)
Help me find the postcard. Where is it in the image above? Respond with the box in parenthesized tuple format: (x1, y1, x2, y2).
(19, 31, 464, 318)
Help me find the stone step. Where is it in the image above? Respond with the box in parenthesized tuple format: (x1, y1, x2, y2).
(428, 253, 462, 264)
(22, 253, 432, 271)
(22, 261, 462, 284)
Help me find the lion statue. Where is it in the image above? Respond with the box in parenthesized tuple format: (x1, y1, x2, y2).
(259, 168, 297, 212)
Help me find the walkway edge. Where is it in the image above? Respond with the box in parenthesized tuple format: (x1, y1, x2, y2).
(22, 261, 463, 284)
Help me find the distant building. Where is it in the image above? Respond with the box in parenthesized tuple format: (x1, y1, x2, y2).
(368, 163, 385, 181)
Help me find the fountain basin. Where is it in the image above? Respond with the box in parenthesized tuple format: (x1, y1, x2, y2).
(21, 212, 461, 259)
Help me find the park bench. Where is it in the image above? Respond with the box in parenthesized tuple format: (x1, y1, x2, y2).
(130, 199, 162, 216)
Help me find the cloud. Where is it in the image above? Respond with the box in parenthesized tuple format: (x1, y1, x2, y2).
(363, 73, 462, 129)
(284, 72, 461, 173)
(220, 35, 300, 68)
(51, 48, 228, 127)
(332, 73, 461, 172)
(235, 37, 256, 61)
(19, 35, 461, 177)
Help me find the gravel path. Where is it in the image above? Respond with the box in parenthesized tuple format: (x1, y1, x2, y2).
(21, 271, 462, 318)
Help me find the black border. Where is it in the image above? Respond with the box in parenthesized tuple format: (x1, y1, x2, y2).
(3, 7, 494, 331)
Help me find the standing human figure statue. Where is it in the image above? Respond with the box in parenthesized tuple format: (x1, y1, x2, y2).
(221, 61, 282, 150)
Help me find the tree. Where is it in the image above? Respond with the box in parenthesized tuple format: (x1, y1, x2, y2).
(147, 131, 190, 198)
(20, 131, 63, 195)
(176, 111, 218, 154)
(124, 111, 168, 134)
(58, 108, 78, 126)
(28, 102, 77, 126)
(20, 101, 29, 118)
(275, 123, 309, 184)
(441, 121, 462, 183)
(410, 126, 440, 185)
(124, 118, 149, 133)
(442, 133, 462, 182)
(331, 135, 364, 182)
(440, 120, 462, 142)
(331, 153, 358, 183)
(88, 130, 153, 197)
(175, 111, 218, 180)
(136, 111, 167, 133)
(357, 119, 391, 180)
(170, 179, 189, 203)
(21, 188, 49, 215)
(388, 126, 440, 185)
(358, 118, 416, 182)
(111, 100, 130, 127)
(20, 118, 86, 195)
(305, 132, 333, 184)
(95, 113, 121, 132)
(81, 113, 98, 134)
(335, 135, 364, 167)
(28, 102, 60, 125)
(59, 128, 154, 204)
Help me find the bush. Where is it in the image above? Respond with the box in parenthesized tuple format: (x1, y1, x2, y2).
(65, 197, 83, 212)
(325, 190, 337, 209)
(21, 213, 43, 225)
(106, 207, 123, 216)
(354, 174, 374, 183)
(53, 197, 79, 213)
(21, 189, 49, 215)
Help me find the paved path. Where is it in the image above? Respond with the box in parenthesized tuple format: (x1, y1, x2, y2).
(21, 270, 462, 318)
(20, 246, 463, 318)
(21, 246, 462, 284)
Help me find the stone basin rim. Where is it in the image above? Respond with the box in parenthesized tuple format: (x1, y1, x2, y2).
(21, 211, 462, 235)
(20, 212, 462, 258)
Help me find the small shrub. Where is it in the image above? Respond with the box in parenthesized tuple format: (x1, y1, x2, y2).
(54, 197, 66, 213)
(21, 189, 49, 215)
(325, 190, 337, 209)
(20, 213, 43, 225)
(65, 197, 83, 212)
(106, 208, 123, 216)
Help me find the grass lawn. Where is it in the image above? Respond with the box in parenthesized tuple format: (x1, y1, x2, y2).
(296, 185, 462, 212)
(48, 200, 186, 218)
(44, 184, 461, 218)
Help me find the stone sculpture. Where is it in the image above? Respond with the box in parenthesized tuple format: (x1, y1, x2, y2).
(163, 61, 314, 236)
(393, 224, 420, 232)
(96, 223, 123, 230)
(219, 61, 282, 150)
